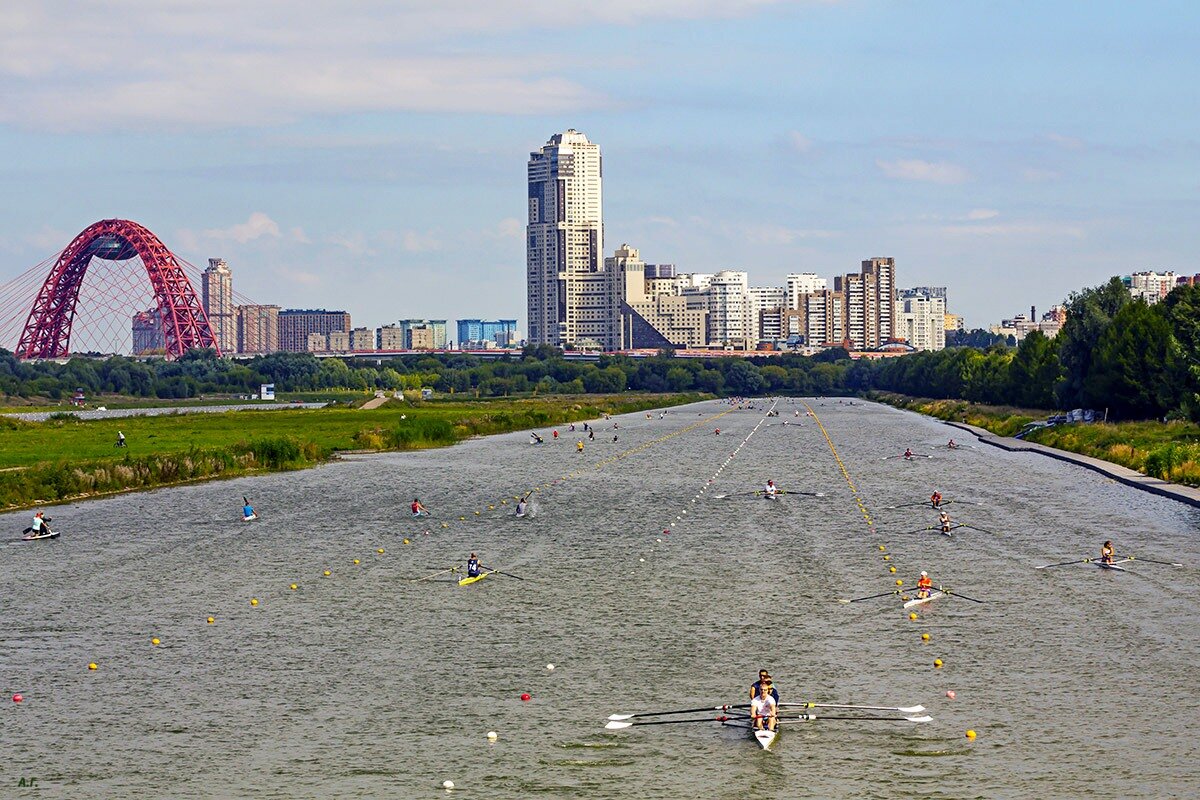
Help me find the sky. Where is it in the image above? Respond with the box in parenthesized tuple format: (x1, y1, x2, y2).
(1, 0, 1197, 333)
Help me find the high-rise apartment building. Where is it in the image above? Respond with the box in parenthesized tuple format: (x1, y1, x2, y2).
(749, 286, 786, 343)
(236, 305, 280, 354)
(527, 129, 611, 348)
(278, 309, 351, 353)
(706, 271, 751, 346)
(395, 320, 447, 350)
(132, 308, 165, 355)
(349, 327, 375, 351)
(201, 258, 236, 356)
(785, 273, 827, 310)
(834, 258, 897, 350)
(897, 291, 946, 351)
(457, 319, 518, 348)
(610, 244, 707, 349)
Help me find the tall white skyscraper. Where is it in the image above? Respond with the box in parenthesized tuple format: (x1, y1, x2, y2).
(706, 270, 750, 345)
(785, 273, 827, 309)
(526, 129, 609, 348)
(202, 258, 236, 356)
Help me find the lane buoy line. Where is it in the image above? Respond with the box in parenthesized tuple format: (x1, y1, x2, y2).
(652, 399, 780, 559)
(804, 401, 975, 735)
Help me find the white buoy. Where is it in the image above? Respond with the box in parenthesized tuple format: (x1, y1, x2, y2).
(442, 780, 455, 789)
(546, 663, 555, 670)
(487, 731, 498, 741)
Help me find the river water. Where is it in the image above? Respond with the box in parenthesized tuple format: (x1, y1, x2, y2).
(2, 398, 1198, 799)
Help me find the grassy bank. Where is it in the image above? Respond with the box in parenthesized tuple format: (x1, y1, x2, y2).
(0, 393, 709, 508)
(867, 391, 1200, 487)
(865, 392, 1044, 437)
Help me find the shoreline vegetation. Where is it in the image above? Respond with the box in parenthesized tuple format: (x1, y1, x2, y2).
(0, 393, 709, 510)
(870, 392, 1200, 487)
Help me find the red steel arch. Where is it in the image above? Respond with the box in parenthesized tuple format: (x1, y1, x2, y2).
(16, 219, 221, 359)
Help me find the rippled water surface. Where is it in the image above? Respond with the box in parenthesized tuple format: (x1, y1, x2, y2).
(3, 398, 1198, 798)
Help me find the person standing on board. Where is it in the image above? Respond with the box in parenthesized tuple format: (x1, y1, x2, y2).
(411, 498, 428, 517)
(930, 490, 943, 508)
(750, 678, 778, 734)
(1101, 540, 1115, 564)
(917, 571, 934, 599)
(465, 553, 482, 579)
(29, 511, 52, 537)
(764, 480, 778, 499)
(749, 669, 780, 703)
(938, 509, 952, 533)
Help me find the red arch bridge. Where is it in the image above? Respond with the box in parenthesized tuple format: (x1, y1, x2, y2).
(0, 219, 228, 359)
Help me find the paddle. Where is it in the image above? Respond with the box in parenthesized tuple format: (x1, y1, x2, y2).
(607, 704, 748, 721)
(837, 589, 902, 604)
(942, 587, 985, 603)
(413, 566, 461, 582)
(1126, 555, 1185, 567)
(481, 566, 525, 580)
(1036, 557, 1092, 569)
(780, 702, 925, 714)
(605, 717, 731, 729)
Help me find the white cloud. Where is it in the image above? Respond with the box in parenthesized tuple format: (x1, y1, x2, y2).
(1044, 133, 1085, 150)
(327, 232, 373, 256)
(489, 218, 524, 239)
(402, 231, 442, 253)
(877, 159, 970, 185)
(740, 223, 839, 244)
(0, 1, 798, 131)
(966, 208, 999, 220)
(787, 131, 813, 152)
(938, 221, 1084, 239)
(289, 227, 311, 244)
(203, 213, 282, 244)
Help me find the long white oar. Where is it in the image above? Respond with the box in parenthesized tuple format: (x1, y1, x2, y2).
(412, 566, 460, 582)
(1127, 555, 1185, 567)
(783, 713, 932, 723)
(1036, 557, 1092, 570)
(607, 704, 747, 721)
(605, 716, 734, 730)
(780, 702, 926, 714)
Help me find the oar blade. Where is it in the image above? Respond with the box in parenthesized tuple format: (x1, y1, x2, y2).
(604, 720, 633, 730)
(897, 704, 926, 714)
(905, 714, 933, 723)
(607, 714, 634, 721)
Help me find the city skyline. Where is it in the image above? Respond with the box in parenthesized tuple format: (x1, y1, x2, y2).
(2, 2, 1197, 331)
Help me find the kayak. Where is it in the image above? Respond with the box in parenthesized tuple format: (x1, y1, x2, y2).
(903, 591, 944, 609)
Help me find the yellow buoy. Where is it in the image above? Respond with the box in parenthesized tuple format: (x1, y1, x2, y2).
(151, 638, 160, 646)
(377, 548, 385, 554)
(403, 539, 411, 545)
(966, 729, 977, 739)
(458, 516, 465, 521)
(909, 612, 918, 620)
(290, 584, 298, 590)
(889, 566, 896, 573)
(442, 523, 449, 528)
(882, 555, 890, 561)
(250, 598, 259, 606)
(323, 570, 332, 576)
(474, 511, 480, 516)
(207, 616, 215, 624)
(88, 662, 98, 670)
(895, 579, 903, 586)
(353, 559, 360, 565)
(921, 633, 930, 641)
(934, 658, 943, 668)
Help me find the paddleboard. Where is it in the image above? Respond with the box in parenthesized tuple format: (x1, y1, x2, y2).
(23, 531, 60, 541)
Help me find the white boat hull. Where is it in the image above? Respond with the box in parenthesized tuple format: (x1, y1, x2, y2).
(754, 728, 777, 749)
(903, 591, 944, 609)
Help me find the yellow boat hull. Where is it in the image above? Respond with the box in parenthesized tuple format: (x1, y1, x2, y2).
(458, 572, 489, 586)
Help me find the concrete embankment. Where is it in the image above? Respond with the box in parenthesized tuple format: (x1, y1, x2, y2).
(939, 419, 1200, 508)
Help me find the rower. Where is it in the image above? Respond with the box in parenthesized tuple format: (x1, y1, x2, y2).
(938, 509, 951, 533)
(714, 428, 721, 436)
(904, 448, 914, 460)
(917, 571, 934, 599)
(1101, 540, 1115, 564)
(749, 669, 780, 703)
(588, 430, 595, 441)
(552, 430, 559, 439)
(515, 495, 529, 516)
(412, 498, 428, 516)
(530, 432, 544, 444)
(930, 490, 943, 508)
(242, 497, 255, 520)
(948, 439, 958, 449)
(466, 553, 482, 578)
(576, 440, 584, 453)
(750, 678, 778, 733)
(764, 480, 778, 499)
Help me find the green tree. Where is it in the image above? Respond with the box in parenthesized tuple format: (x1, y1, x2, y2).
(1006, 332, 1061, 408)
(1084, 301, 1177, 419)
(1056, 277, 1130, 407)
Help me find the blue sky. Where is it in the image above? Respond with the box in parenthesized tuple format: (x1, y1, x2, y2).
(1, 0, 1197, 334)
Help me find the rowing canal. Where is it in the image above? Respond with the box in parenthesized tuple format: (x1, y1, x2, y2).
(3, 398, 1198, 798)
